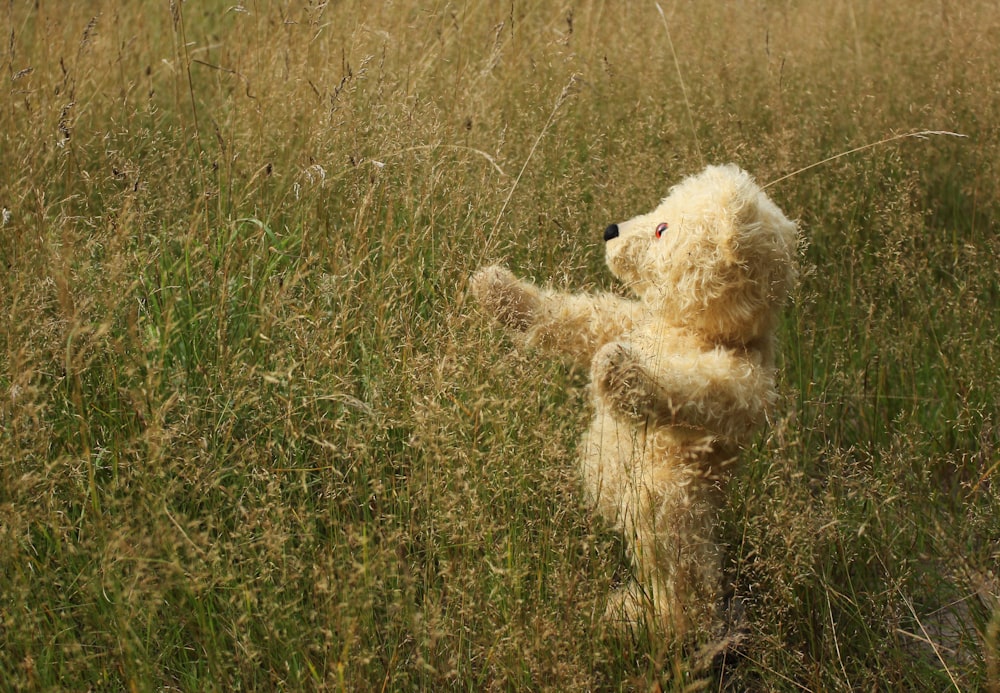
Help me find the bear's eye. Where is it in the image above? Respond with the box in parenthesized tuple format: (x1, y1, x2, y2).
(655, 222, 669, 238)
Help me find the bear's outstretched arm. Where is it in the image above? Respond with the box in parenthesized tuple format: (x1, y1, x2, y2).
(471, 265, 637, 367)
(592, 342, 775, 443)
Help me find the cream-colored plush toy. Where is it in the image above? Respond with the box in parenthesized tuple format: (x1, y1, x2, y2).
(470, 164, 798, 639)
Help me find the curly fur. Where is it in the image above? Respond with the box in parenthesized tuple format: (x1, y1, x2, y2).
(470, 164, 798, 639)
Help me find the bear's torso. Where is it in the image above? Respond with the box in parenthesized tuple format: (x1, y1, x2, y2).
(579, 319, 760, 529)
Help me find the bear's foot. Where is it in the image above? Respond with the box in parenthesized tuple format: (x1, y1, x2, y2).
(604, 581, 658, 631)
(603, 580, 721, 643)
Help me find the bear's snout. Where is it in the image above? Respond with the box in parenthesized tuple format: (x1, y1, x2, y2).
(603, 224, 619, 242)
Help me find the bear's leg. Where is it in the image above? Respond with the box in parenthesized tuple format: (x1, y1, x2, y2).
(615, 472, 724, 639)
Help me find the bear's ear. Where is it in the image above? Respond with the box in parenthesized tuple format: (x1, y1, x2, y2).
(716, 217, 742, 267)
(701, 191, 745, 269)
(717, 171, 770, 264)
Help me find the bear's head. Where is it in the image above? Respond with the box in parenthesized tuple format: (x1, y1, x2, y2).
(603, 164, 798, 347)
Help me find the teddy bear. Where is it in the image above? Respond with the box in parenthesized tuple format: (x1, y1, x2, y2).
(469, 164, 798, 639)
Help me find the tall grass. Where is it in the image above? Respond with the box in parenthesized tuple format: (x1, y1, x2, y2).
(2, 1, 998, 689)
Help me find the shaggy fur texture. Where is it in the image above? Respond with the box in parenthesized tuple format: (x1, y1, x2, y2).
(471, 164, 798, 639)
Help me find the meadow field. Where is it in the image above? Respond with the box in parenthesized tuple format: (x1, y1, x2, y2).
(2, 1, 999, 689)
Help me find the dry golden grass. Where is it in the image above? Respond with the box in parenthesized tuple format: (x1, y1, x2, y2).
(2, 1, 999, 689)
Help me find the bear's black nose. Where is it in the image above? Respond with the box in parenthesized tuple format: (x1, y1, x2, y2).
(603, 224, 619, 242)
